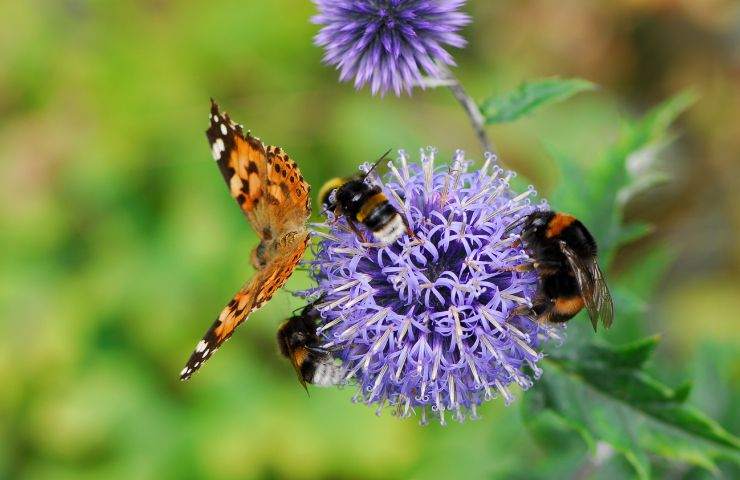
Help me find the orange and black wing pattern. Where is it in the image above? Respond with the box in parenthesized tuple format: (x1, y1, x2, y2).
(179, 100, 311, 381)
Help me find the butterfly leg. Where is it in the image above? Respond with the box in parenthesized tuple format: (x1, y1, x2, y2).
(250, 241, 270, 270)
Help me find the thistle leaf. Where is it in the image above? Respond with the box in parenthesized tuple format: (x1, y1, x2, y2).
(481, 77, 596, 125)
(548, 91, 697, 267)
(523, 337, 740, 477)
(522, 91, 739, 477)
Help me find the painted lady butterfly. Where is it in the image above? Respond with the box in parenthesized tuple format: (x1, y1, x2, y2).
(180, 100, 311, 380)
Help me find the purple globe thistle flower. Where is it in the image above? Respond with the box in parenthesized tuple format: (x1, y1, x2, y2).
(301, 148, 563, 425)
(312, 0, 471, 96)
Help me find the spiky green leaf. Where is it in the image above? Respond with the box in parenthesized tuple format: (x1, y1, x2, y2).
(481, 78, 596, 124)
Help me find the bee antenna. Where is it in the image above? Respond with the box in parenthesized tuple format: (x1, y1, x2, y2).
(504, 215, 528, 236)
(361, 148, 393, 180)
(289, 297, 324, 317)
(319, 204, 333, 218)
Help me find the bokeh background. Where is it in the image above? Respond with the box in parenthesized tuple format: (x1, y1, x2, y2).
(1, 1, 738, 478)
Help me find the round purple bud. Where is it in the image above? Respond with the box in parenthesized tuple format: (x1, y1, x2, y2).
(311, 0, 471, 96)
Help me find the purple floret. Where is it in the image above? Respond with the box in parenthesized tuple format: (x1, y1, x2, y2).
(312, 0, 470, 96)
(302, 148, 562, 424)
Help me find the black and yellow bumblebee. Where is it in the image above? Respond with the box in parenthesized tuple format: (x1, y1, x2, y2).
(318, 150, 412, 246)
(276, 302, 345, 390)
(507, 210, 614, 331)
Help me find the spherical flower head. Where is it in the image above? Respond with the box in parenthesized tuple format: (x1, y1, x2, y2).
(312, 0, 471, 96)
(302, 148, 563, 425)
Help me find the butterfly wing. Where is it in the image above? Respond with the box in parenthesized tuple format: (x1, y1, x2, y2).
(179, 101, 311, 381)
(559, 240, 614, 331)
(180, 232, 310, 380)
(206, 100, 311, 236)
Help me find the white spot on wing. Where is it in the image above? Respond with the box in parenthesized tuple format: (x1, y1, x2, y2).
(220, 124, 228, 135)
(211, 138, 225, 161)
(196, 340, 207, 353)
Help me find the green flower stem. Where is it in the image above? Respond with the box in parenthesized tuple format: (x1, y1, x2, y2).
(421, 66, 497, 156)
(446, 75, 495, 155)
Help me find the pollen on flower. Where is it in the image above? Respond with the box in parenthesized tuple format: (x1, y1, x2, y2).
(301, 148, 562, 424)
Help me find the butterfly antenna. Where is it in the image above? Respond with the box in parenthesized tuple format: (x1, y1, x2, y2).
(362, 148, 393, 180)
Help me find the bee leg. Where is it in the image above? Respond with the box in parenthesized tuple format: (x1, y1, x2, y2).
(507, 304, 534, 320)
(305, 346, 328, 355)
(317, 343, 344, 354)
(537, 309, 559, 325)
(401, 215, 417, 240)
(346, 218, 367, 243)
(326, 206, 346, 229)
(508, 294, 554, 322)
(500, 263, 534, 273)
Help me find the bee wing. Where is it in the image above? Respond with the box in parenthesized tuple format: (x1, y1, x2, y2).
(287, 345, 310, 393)
(559, 240, 614, 331)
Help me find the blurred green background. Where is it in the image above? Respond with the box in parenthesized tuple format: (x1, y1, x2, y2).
(1, 1, 738, 478)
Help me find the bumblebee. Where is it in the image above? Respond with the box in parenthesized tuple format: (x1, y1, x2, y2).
(276, 303, 345, 390)
(508, 210, 614, 331)
(318, 150, 411, 246)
